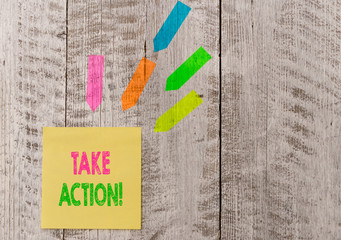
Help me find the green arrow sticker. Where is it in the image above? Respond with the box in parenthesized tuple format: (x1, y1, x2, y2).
(154, 90, 203, 132)
(165, 47, 211, 91)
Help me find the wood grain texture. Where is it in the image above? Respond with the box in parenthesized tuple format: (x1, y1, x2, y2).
(2, 0, 341, 239)
(65, 0, 219, 239)
(0, 0, 66, 239)
(221, 0, 341, 239)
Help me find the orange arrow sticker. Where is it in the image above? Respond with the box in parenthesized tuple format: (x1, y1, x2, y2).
(121, 57, 156, 111)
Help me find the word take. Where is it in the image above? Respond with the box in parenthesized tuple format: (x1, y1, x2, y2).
(71, 151, 110, 175)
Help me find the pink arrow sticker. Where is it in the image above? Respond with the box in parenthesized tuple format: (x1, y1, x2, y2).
(87, 55, 104, 112)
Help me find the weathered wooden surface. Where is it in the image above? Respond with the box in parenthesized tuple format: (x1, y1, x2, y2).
(64, 0, 219, 239)
(1, 0, 340, 239)
(0, 0, 66, 239)
(221, 0, 341, 239)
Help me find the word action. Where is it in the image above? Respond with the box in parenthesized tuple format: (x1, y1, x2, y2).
(59, 182, 123, 207)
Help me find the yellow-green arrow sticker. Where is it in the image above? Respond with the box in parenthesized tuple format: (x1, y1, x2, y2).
(154, 90, 203, 132)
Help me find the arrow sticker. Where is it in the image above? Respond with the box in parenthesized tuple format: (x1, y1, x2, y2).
(154, 90, 203, 132)
(87, 55, 104, 112)
(121, 57, 156, 111)
(153, 1, 191, 52)
(166, 47, 211, 91)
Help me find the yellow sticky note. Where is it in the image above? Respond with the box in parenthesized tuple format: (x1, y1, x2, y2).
(41, 127, 141, 229)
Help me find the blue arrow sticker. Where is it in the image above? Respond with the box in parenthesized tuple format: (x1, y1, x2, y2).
(153, 1, 191, 52)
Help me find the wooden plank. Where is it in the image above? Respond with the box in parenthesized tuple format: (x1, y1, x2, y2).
(65, 0, 220, 239)
(221, 0, 341, 239)
(64, 0, 103, 239)
(136, 0, 220, 238)
(265, 0, 341, 238)
(220, 1, 268, 239)
(0, 0, 66, 239)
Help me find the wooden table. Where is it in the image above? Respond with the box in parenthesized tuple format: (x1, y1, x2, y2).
(1, 0, 340, 239)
